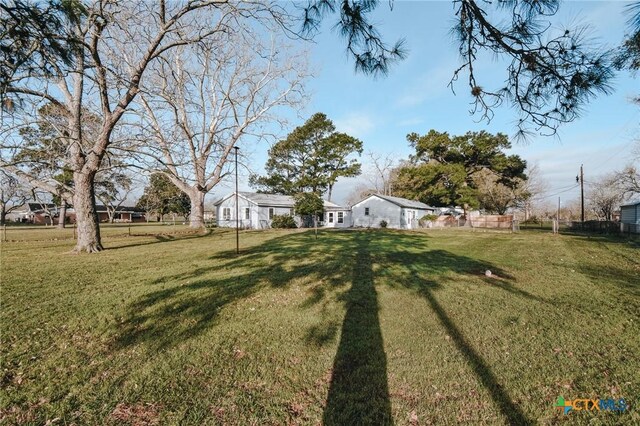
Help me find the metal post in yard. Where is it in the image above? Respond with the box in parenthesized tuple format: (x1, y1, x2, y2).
(580, 164, 585, 226)
(234, 146, 240, 254)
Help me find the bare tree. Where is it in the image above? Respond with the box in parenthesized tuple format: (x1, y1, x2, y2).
(473, 168, 527, 215)
(136, 26, 307, 228)
(2, 1, 290, 252)
(345, 183, 376, 207)
(365, 152, 395, 196)
(588, 174, 626, 221)
(517, 164, 549, 220)
(611, 141, 640, 198)
(0, 171, 28, 225)
(95, 169, 134, 223)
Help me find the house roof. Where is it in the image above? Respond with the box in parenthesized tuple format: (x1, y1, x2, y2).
(621, 200, 640, 208)
(95, 205, 146, 213)
(27, 203, 58, 212)
(358, 194, 434, 210)
(214, 192, 346, 209)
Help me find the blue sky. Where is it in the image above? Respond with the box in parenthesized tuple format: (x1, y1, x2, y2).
(214, 1, 639, 207)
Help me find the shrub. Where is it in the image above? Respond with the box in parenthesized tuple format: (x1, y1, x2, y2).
(522, 216, 541, 225)
(419, 214, 438, 226)
(271, 214, 297, 229)
(379, 220, 388, 228)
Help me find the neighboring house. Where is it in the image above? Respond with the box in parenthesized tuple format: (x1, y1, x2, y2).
(95, 205, 147, 223)
(214, 192, 349, 229)
(13, 203, 75, 225)
(10, 204, 146, 224)
(351, 194, 435, 229)
(436, 206, 464, 217)
(204, 210, 216, 223)
(620, 201, 640, 234)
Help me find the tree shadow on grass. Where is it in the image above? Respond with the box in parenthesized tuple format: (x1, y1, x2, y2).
(103, 231, 212, 251)
(113, 229, 538, 424)
(577, 263, 640, 297)
(321, 231, 537, 425)
(112, 230, 355, 351)
(323, 232, 392, 425)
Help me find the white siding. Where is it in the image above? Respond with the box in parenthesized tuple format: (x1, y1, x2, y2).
(216, 195, 255, 228)
(400, 207, 433, 229)
(325, 210, 351, 228)
(256, 205, 295, 229)
(620, 204, 640, 225)
(352, 196, 402, 228)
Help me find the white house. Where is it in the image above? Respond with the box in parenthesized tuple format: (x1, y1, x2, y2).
(351, 194, 435, 229)
(214, 192, 349, 229)
(620, 201, 640, 234)
(323, 202, 351, 229)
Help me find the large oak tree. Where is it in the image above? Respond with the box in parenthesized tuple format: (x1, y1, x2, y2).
(392, 130, 527, 214)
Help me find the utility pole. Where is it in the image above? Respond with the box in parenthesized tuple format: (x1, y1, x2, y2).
(580, 164, 585, 224)
(555, 196, 560, 234)
(234, 146, 240, 254)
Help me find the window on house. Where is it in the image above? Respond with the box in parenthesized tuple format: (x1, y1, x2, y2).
(338, 212, 344, 224)
(269, 208, 274, 219)
(328, 212, 334, 223)
(245, 208, 250, 220)
(365, 207, 370, 216)
(223, 207, 231, 220)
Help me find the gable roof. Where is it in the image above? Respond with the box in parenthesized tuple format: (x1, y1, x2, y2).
(214, 192, 346, 209)
(355, 194, 434, 210)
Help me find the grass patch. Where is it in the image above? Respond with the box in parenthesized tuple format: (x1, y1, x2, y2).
(1, 228, 639, 424)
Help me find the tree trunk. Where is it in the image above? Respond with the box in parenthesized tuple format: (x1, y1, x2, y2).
(189, 190, 206, 228)
(72, 172, 103, 253)
(0, 208, 6, 226)
(57, 203, 67, 228)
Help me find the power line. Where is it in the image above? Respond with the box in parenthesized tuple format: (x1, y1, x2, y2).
(531, 184, 580, 201)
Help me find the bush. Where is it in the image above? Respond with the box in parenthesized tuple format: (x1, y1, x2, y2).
(271, 214, 297, 229)
(522, 216, 541, 225)
(379, 220, 388, 228)
(419, 214, 438, 226)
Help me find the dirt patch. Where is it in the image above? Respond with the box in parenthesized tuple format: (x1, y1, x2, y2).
(109, 402, 161, 426)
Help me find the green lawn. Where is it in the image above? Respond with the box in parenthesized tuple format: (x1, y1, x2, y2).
(1, 228, 638, 425)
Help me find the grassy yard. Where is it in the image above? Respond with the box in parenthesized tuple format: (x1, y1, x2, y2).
(1, 227, 638, 425)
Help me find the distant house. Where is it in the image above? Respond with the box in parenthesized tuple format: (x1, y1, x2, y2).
(620, 201, 640, 234)
(351, 194, 435, 229)
(214, 192, 349, 229)
(10, 204, 146, 224)
(95, 205, 146, 223)
(12, 203, 74, 225)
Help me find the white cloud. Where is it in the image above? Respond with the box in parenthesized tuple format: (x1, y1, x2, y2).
(334, 112, 376, 138)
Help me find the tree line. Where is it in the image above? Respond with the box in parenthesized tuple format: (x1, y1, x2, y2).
(1, 0, 638, 252)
